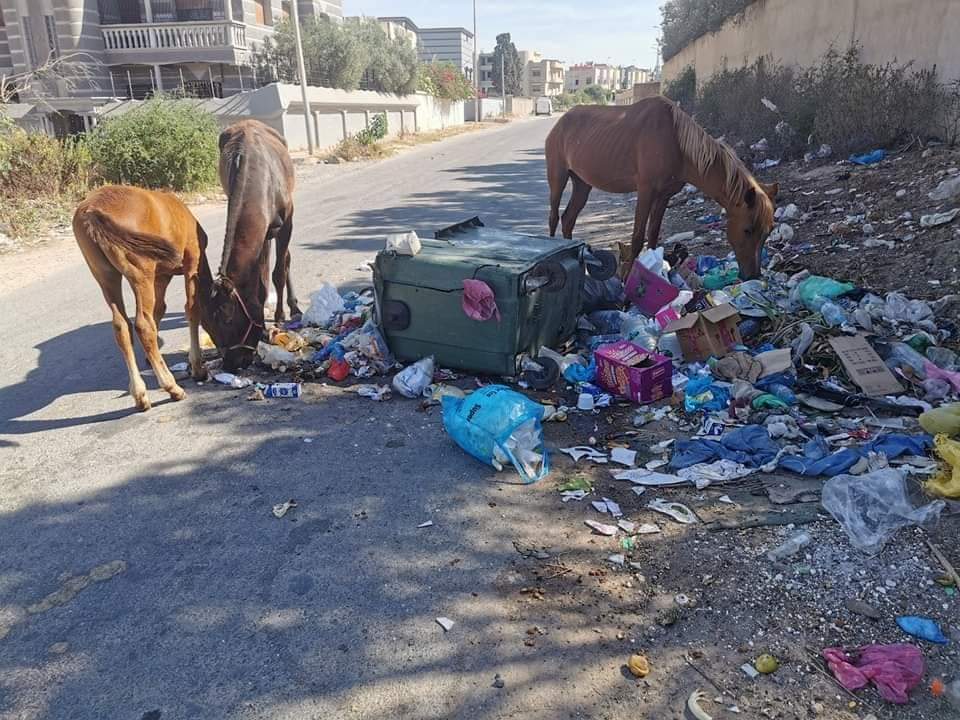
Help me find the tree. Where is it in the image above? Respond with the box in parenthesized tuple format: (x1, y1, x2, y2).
(1, 52, 97, 104)
(252, 16, 364, 90)
(418, 62, 474, 101)
(491, 33, 524, 96)
(582, 84, 608, 104)
(346, 18, 419, 95)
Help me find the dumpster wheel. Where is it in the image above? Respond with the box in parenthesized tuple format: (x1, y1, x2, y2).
(522, 356, 560, 390)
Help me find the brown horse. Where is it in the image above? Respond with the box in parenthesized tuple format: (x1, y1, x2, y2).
(202, 119, 299, 371)
(545, 96, 778, 279)
(74, 185, 209, 411)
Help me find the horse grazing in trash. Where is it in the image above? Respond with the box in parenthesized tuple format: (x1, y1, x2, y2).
(202, 119, 300, 371)
(74, 185, 209, 411)
(545, 96, 778, 279)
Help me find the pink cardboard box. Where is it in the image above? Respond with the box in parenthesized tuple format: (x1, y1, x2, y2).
(624, 261, 680, 317)
(595, 340, 673, 404)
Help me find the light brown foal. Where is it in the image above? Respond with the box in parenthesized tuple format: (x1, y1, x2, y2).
(74, 185, 208, 411)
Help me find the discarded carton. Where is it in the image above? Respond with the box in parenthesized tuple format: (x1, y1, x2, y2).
(595, 341, 673, 404)
(663, 303, 742, 362)
(756, 348, 793, 378)
(828, 335, 903, 397)
(624, 262, 680, 316)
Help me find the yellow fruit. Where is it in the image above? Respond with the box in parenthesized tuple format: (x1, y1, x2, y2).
(628, 654, 650, 678)
(755, 654, 779, 674)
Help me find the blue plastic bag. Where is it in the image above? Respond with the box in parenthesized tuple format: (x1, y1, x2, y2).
(896, 616, 949, 644)
(849, 149, 886, 165)
(683, 376, 731, 412)
(442, 385, 549, 483)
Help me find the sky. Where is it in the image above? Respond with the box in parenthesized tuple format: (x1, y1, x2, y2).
(344, 0, 663, 70)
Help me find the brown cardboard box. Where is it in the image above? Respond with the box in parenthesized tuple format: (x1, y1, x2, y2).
(663, 303, 742, 362)
(828, 335, 903, 397)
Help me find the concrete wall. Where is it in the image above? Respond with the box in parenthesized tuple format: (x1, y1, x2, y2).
(465, 97, 502, 122)
(505, 96, 533, 117)
(663, 0, 960, 84)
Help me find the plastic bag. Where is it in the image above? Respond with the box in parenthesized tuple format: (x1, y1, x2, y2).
(385, 231, 421, 256)
(702, 266, 740, 290)
(683, 376, 731, 412)
(881, 292, 934, 326)
(340, 320, 394, 374)
(302, 284, 346, 327)
(462, 279, 501, 321)
(581, 276, 625, 313)
(927, 433, 960, 498)
(620, 314, 660, 352)
(822, 644, 924, 704)
(821, 468, 946, 553)
(920, 403, 960, 436)
(392, 356, 434, 398)
(896, 616, 949, 644)
(793, 276, 855, 311)
(442, 385, 549, 483)
(257, 341, 298, 369)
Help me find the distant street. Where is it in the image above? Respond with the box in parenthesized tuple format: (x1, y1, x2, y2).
(0, 117, 653, 720)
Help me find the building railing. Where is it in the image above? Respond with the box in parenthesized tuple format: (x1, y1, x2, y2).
(101, 21, 246, 52)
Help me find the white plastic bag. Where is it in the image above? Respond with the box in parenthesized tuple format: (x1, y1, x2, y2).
(385, 231, 422, 256)
(822, 468, 945, 553)
(302, 284, 346, 327)
(392, 356, 434, 398)
(256, 341, 298, 369)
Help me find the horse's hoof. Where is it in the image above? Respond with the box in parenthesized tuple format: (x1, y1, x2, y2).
(134, 395, 152, 412)
(167, 386, 187, 402)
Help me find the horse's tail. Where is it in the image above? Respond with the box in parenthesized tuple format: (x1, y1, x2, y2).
(75, 207, 181, 266)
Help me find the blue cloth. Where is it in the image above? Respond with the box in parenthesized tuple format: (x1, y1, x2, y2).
(564, 357, 596, 384)
(778, 433, 932, 477)
(669, 425, 780, 470)
(696, 256, 721, 274)
(684, 376, 731, 412)
(849, 149, 887, 165)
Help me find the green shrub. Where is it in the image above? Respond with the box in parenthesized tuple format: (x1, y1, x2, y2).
(663, 65, 697, 109)
(356, 112, 387, 145)
(87, 96, 219, 191)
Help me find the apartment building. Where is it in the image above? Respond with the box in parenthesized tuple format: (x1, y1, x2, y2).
(564, 62, 617, 92)
(0, 0, 341, 133)
(477, 49, 565, 98)
(619, 65, 651, 89)
(477, 50, 493, 94)
(375, 15, 418, 49)
(417, 26, 474, 81)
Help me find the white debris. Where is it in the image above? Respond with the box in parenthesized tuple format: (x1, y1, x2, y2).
(610, 447, 637, 467)
(436, 617, 455, 632)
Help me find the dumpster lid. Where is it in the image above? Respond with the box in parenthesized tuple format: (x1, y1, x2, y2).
(426, 216, 583, 266)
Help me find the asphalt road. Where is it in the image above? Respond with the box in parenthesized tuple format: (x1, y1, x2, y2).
(0, 117, 652, 720)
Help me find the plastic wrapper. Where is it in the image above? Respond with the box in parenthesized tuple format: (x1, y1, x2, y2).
(822, 644, 924, 704)
(821, 468, 946, 553)
(919, 403, 960, 436)
(792, 276, 854, 311)
(683, 376, 731, 412)
(927, 433, 960, 498)
(442, 385, 549, 483)
(581, 276, 625, 313)
(257, 341, 298, 369)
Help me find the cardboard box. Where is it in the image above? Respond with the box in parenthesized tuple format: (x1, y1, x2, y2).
(595, 341, 673, 404)
(624, 261, 680, 317)
(828, 335, 903, 397)
(663, 303, 742, 362)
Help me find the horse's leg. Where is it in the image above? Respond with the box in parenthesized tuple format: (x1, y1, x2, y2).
(132, 270, 185, 402)
(561, 175, 592, 239)
(645, 193, 671, 250)
(152, 274, 171, 329)
(76, 233, 149, 410)
(273, 216, 299, 323)
(183, 260, 206, 381)
(547, 163, 568, 237)
(629, 187, 654, 265)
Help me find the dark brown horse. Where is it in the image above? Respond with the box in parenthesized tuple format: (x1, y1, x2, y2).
(74, 185, 209, 410)
(202, 120, 299, 370)
(545, 96, 778, 279)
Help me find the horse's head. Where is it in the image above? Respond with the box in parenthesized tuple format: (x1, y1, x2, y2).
(725, 181, 778, 280)
(204, 277, 264, 372)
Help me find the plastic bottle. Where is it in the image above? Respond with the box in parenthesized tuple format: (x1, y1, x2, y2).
(393, 356, 435, 398)
(768, 383, 797, 406)
(766, 531, 812, 561)
(621, 315, 660, 351)
(886, 342, 928, 377)
(820, 301, 848, 327)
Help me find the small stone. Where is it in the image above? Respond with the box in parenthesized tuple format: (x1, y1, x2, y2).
(895, 189, 907, 199)
(48, 642, 69, 654)
(862, 223, 874, 235)
(811, 701, 825, 714)
(492, 673, 505, 689)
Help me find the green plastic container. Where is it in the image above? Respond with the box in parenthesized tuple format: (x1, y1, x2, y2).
(374, 218, 587, 376)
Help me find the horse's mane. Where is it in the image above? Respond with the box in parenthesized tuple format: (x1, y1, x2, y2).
(670, 101, 752, 203)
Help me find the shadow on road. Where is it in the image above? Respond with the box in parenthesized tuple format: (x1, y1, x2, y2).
(0, 314, 192, 435)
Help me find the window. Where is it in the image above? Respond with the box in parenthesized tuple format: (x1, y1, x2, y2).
(21, 18, 38, 68)
(44, 15, 60, 58)
(574, 79, 579, 86)
(531, 70, 541, 77)
(255, 0, 273, 25)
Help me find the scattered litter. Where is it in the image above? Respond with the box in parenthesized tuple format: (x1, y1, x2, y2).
(920, 208, 960, 228)
(302, 284, 346, 326)
(272, 500, 297, 518)
(561, 446, 609, 463)
(607, 553, 625, 566)
(262, 382, 301, 399)
(610, 447, 637, 467)
(584, 520, 618, 536)
(169, 361, 189, 373)
(646, 498, 697, 524)
(561, 489, 589, 502)
(740, 663, 760, 679)
(614, 469, 685, 486)
(435, 617, 455, 632)
(462, 279, 501, 321)
(617, 519, 637, 533)
(393, 356, 435, 398)
(686, 690, 713, 720)
(214, 372, 252, 388)
(417, 520, 434, 528)
(385, 231, 421, 256)
(823, 644, 924, 704)
(591, 497, 623, 517)
(896, 616, 949, 644)
(627, 653, 650, 678)
(355, 384, 391, 401)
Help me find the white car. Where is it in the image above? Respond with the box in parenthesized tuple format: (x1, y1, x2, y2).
(535, 97, 553, 116)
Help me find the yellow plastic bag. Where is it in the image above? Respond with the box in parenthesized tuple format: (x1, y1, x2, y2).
(919, 403, 960, 437)
(927, 434, 960, 499)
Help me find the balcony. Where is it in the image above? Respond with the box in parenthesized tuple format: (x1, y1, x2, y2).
(101, 20, 247, 64)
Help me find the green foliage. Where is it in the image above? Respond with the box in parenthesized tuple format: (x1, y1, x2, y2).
(581, 84, 610, 104)
(251, 16, 418, 95)
(661, 0, 753, 61)
(86, 96, 219, 191)
(356, 112, 387, 145)
(418, 62, 474, 101)
(663, 65, 697, 108)
(491, 33, 524, 96)
(553, 86, 612, 109)
(690, 46, 952, 157)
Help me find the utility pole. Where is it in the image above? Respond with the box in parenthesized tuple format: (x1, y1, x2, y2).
(290, 0, 314, 155)
(472, 0, 479, 123)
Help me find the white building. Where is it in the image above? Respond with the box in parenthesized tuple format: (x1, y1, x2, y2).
(417, 26, 474, 81)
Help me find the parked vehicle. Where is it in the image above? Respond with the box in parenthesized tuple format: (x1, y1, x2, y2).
(535, 97, 553, 116)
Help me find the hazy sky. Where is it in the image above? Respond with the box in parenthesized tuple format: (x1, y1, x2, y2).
(344, 0, 663, 69)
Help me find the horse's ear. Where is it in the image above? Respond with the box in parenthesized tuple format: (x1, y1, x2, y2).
(744, 187, 758, 209)
(762, 182, 780, 201)
(218, 128, 233, 153)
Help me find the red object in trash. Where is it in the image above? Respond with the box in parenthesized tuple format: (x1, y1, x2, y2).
(822, 644, 925, 705)
(624, 260, 679, 316)
(328, 358, 350, 382)
(595, 340, 673, 404)
(461, 279, 501, 321)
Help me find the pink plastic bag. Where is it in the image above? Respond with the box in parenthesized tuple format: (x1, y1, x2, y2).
(462, 279, 501, 322)
(925, 360, 960, 393)
(822, 644, 925, 704)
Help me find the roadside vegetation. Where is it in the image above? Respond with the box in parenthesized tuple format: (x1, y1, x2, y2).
(664, 46, 960, 157)
(554, 84, 615, 110)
